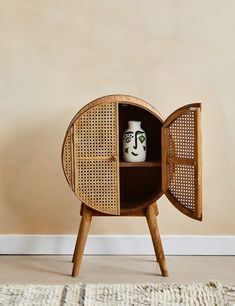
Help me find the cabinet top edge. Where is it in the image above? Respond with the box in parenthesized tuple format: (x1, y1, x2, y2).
(66, 94, 164, 131)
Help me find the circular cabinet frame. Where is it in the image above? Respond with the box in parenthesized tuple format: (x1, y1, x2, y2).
(62, 94, 165, 215)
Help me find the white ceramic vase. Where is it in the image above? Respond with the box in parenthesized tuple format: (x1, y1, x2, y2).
(123, 121, 147, 162)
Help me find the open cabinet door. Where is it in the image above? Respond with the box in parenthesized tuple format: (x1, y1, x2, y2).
(162, 104, 202, 220)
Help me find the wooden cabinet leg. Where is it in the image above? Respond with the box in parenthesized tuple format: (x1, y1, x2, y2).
(72, 234, 78, 263)
(72, 204, 85, 263)
(72, 205, 92, 277)
(146, 202, 168, 277)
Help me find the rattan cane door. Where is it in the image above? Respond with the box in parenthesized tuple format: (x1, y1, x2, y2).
(162, 104, 202, 220)
(62, 101, 120, 215)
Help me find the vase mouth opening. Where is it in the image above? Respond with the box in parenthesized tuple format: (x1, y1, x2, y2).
(128, 120, 141, 124)
(128, 121, 142, 128)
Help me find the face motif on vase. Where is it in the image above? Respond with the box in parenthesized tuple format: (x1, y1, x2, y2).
(123, 130, 146, 157)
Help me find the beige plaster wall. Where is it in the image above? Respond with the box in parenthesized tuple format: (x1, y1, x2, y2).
(1, 0, 235, 235)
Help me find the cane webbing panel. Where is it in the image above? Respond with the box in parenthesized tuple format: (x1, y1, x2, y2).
(167, 110, 196, 212)
(74, 103, 117, 158)
(76, 159, 119, 215)
(63, 130, 74, 190)
(168, 111, 195, 159)
(163, 105, 201, 220)
(167, 163, 195, 211)
(73, 102, 119, 215)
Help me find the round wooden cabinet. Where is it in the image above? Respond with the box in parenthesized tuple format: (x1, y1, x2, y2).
(62, 94, 202, 277)
(62, 95, 202, 220)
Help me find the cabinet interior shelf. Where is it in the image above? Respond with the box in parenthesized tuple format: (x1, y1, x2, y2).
(119, 161, 161, 168)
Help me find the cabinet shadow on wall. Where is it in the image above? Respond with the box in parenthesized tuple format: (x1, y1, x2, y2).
(0, 113, 79, 233)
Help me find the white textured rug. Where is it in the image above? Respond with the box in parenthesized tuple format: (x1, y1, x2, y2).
(0, 281, 234, 306)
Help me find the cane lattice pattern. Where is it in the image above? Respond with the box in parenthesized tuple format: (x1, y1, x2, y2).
(74, 103, 117, 158)
(167, 109, 196, 212)
(63, 130, 73, 189)
(168, 163, 195, 211)
(73, 102, 119, 215)
(76, 159, 119, 215)
(168, 111, 195, 159)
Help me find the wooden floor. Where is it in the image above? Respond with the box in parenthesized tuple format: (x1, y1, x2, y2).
(0, 256, 234, 284)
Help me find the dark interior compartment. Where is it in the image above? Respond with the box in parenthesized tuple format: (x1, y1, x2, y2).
(118, 103, 163, 212)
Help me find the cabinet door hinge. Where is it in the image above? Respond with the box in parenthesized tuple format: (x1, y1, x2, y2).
(189, 107, 197, 111)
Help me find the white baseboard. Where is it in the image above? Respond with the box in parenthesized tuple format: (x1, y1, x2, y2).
(0, 235, 234, 255)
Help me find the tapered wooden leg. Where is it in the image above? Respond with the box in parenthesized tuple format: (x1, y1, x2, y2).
(72, 234, 79, 263)
(72, 205, 92, 277)
(72, 204, 84, 263)
(146, 202, 168, 277)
